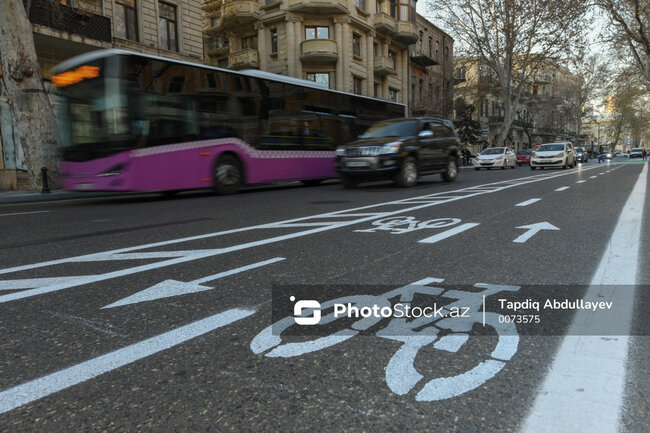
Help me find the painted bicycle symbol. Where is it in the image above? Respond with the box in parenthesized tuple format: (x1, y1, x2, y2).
(250, 278, 521, 401)
(355, 216, 462, 234)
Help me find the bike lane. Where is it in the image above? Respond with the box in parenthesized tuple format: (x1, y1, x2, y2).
(0, 163, 644, 432)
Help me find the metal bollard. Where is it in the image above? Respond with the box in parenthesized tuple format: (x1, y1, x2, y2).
(41, 167, 51, 194)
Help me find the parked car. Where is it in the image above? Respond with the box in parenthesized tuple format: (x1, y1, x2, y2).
(474, 147, 517, 170)
(574, 146, 588, 163)
(530, 142, 576, 170)
(515, 149, 532, 166)
(629, 148, 644, 159)
(336, 117, 460, 188)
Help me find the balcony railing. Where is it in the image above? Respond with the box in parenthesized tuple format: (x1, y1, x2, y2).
(373, 56, 396, 76)
(300, 39, 338, 63)
(409, 46, 437, 67)
(288, 0, 349, 13)
(373, 13, 396, 34)
(228, 48, 259, 69)
(394, 21, 418, 45)
(29, 0, 111, 42)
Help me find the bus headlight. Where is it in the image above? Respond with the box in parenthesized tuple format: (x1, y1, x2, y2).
(97, 164, 125, 177)
(336, 146, 347, 156)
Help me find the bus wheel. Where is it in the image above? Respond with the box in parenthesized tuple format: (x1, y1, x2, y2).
(214, 155, 242, 195)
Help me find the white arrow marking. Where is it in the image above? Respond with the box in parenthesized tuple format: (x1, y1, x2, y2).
(512, 222, 559, 243)
(0, 308, 255, 415)
(102, 257, 285, 309)
(418, 223, 480, 244)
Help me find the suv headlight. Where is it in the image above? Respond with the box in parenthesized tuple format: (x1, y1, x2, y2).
(379, 141, 402, 154)
(336, 146, 346, 156)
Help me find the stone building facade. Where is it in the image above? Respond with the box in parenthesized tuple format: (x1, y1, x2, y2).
(202, 0, 453, 115)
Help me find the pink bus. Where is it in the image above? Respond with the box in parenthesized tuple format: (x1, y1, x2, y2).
(52, 50, 405, 194)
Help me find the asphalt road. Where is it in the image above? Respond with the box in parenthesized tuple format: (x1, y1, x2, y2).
(0, 160, 648, 432)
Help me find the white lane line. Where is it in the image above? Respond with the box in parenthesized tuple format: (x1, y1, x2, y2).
(515, 198, 541, 207)
(576, 180, 587, 183)
(0, 166, 606, 305)
(0, 308, 255, 415)
(589, 175, 598, 179)
(554, 187, 570, 192)
(102, 257, 285, 308)
(521, 163, 647, 433)
(0, 210, 50, 217)
(418, 223, 480, 244)
(598, 173, 605, 175)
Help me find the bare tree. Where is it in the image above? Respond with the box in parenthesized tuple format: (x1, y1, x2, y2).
(427, 0, 590, 144)
(597, 0, 650, 91)
(0, 0, 59, 189)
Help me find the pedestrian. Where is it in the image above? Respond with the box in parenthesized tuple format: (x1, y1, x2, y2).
(643, 149, 647, 161)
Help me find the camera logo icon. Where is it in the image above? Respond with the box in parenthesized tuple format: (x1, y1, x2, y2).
(290, 296, 321, 325)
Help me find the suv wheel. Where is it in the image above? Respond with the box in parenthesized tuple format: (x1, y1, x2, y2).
(395, 157, 418, 187)
(442, 158, 458, 182)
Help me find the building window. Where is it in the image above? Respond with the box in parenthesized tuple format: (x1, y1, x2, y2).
(418, 31, 423, 51)
(435, 41, 440, 61)
(305, 26, 329, 40)
(218, 58, 228, 68)
(115, 0, 138, 41)
(374, 81, 380, 97)
(242, 35, 258, 50)
(445, 46, 449, 61)
(168, 76, 185, 93)
(159, 2, 178, 51)
(390, 0, 414, 22)
(306, 72, 330, 88)
(352, 33, 361, 58)
(376, 0, 381, 13)
(428, 37, 432, 57)
(353, 76, 363, 95)
(270, 28, 278, 53)
(419, 79, 423, 102)
(373, 43, 378, 58)
(389, 88, 398, 102)
(356, 0, 366, 10)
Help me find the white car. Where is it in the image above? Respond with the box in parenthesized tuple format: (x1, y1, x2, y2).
(530, 142, 576, 170)
(629, 148, 644, 159)
(474, 147, 517, 170)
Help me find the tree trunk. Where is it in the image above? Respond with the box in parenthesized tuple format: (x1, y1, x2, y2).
(0, 0, 59, 190)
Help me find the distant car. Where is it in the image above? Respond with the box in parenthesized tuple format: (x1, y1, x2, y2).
(515, 149, 532, 166)
(336, 117, 460, 188)
(601, 148, 613, 159)
(574, 147, 588, 163)
(474, 147, 517, 170)
(629, 148, 644, 159)
(530, 142, 576, 170)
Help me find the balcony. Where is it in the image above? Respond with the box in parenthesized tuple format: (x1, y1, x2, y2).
(201, 0, 223, 12)
(409, 46, 438, 67)
(29, 0, 111, 42)
(393, 21, 418, 45)
(220, 0, 260, 29)
(373, 56, 396, 76)
(288, 0, 349, 14)
(373, 13, 395, 35)
(205, 38, 229, 57)
(300, 39, 338, 64)
(228, 48, 259, 69)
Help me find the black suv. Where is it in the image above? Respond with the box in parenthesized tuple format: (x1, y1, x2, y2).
(335, 117, 460, 188)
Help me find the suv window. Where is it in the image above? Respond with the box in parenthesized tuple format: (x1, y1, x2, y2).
(430, 121, 451, 138)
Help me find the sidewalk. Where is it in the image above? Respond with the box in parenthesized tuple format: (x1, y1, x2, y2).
(0, 189, 126, 204)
